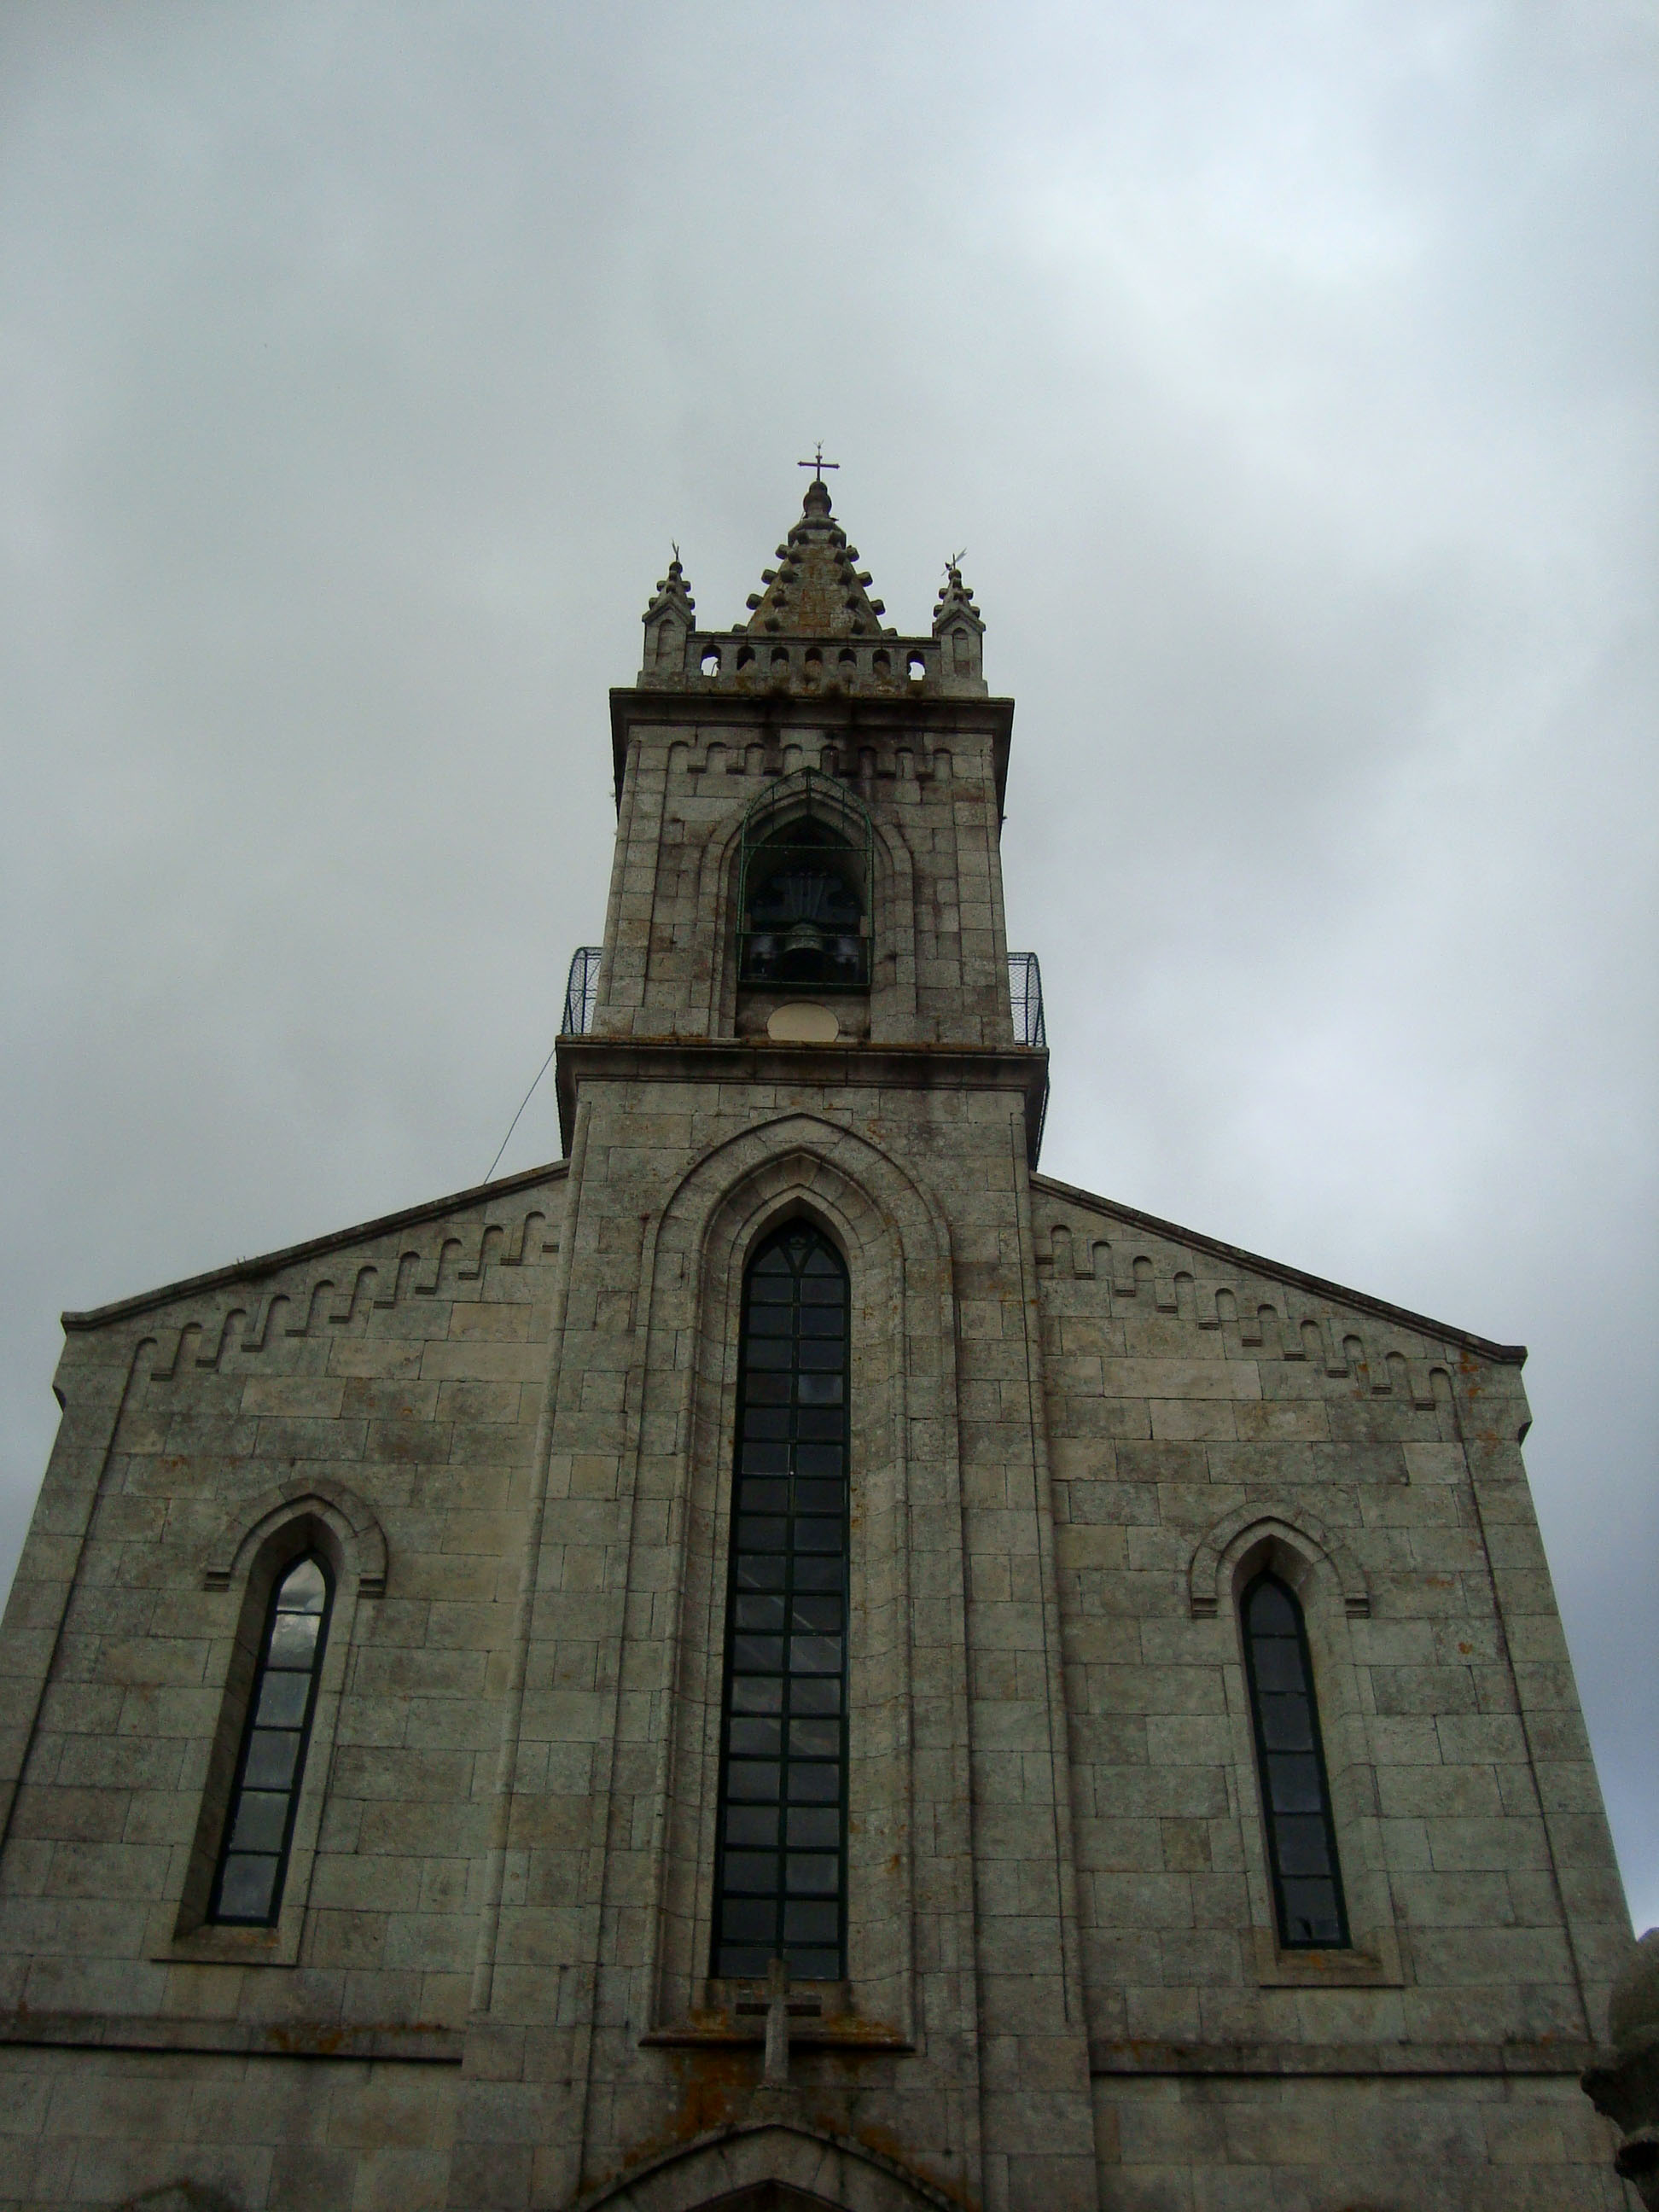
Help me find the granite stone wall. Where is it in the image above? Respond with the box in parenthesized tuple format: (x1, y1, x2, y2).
(0, 601, 1634, 2210)
(592, 706, 1013, 1051)
(0, 1097, 1634, 2212)
(0, 1167, 566, 2044)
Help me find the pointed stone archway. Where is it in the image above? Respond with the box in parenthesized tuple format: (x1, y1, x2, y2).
(569, 2120, 967, 2212)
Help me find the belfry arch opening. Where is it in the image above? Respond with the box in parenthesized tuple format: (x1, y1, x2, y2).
(736, 772, 872, 993)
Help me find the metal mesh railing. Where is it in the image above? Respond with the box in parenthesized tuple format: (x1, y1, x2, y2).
(562, 946, 602, 1036)
(1008, 952, 1045, 1050)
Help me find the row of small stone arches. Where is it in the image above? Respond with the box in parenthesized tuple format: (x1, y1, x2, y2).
(140, 1207, 555, 1382)
(1037, 1223, 1456, 1409)
(665, 736, 955, 784)
(690, 638, 933, 685)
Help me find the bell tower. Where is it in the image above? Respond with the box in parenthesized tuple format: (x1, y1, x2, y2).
(526, 475, 1088, 2212)
(562, 469, 1044, 1088)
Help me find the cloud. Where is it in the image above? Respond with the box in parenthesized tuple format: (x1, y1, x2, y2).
(1, 0, 1654, 1926)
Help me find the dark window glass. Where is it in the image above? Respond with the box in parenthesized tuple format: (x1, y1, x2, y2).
(209, 1553, 333, 1925)
(1241, 1571, 1349, 1948)
(713, 1225, 850, 1980)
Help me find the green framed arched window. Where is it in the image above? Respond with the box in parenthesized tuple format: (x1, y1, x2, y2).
(712, 1222, 850, 1980)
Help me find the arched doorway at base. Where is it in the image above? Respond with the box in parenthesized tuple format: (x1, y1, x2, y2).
(570, 2120, 968, 2212)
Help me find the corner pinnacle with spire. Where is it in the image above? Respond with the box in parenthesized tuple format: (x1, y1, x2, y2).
(639, 545, 698, 684)
(643, 546, 696, 630)
(932, 556, 983, 640)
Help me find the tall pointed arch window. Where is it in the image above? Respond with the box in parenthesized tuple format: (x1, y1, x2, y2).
(209, 1553, 333, 1924)
(1241, 1570, 1349, 1948)
(713, 1224, 850, 1980)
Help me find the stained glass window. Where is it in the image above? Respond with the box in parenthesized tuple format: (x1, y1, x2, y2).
(713, 1224, 849, 1980)
(1242, 1570, 1349, 1948)
(209, 1552, 333, 1925)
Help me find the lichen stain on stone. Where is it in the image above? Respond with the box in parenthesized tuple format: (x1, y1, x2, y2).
(266, 2023, 349, 2056)
(845, 2117, 981, 2212)
(597, 2046, 753, 2184)
(597, 2051, 977, 2212)
(261, 2017, 453, 2057)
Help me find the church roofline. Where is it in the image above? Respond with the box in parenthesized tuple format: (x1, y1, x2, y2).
(1029, 1170, 1527, 1365)
(60, 1157, 569, 1332)
(56, 1150, 1520, 1363)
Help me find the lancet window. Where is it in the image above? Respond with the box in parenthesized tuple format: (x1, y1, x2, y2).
(713, 1224, 850, 1980)
(1241, 1569, 1349, 1948)
(209, 1552, 333, 1924)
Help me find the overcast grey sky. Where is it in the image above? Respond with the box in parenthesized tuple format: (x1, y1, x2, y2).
(2, 3, 1654, 1927)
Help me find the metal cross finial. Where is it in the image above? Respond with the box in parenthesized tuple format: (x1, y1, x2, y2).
(797, 442, 839, 482)
(945, 547, 967, 575)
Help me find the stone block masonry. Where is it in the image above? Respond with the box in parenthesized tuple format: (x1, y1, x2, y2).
(0, 479, 1634, 2212)
(0, 1164, 566, 2042)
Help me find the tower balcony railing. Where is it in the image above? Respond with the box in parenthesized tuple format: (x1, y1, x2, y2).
(564, 947, 1047, 1048)
(1009, 951, 1049, 1163)
(562, 942, 1048, 1160)
(562, 946, 602, 1037)
(1008, 952, 1046, 1050)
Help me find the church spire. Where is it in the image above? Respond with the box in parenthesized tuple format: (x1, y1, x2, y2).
(931, 553, 984, 687)
(932, 556, 982, 638)
(741, 476, 892, 637)
(643, 546, 696, 627)
(640, 546, 696, 678)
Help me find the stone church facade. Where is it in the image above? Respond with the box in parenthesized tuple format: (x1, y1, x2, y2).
(0, 478, 1635, 2211)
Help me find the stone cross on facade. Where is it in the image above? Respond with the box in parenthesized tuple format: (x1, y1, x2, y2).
(735, 1956, 823, 2087)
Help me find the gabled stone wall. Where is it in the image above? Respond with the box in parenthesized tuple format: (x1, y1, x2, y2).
(1031, 1175, 1633, 2210)
(0, 1167, 565, 2049)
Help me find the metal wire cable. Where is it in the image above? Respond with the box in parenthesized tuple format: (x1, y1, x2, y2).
(483, 1040, 556, 1184)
